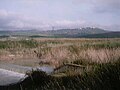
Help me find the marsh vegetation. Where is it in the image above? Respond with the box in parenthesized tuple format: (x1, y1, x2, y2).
(0, 38, 120, 90)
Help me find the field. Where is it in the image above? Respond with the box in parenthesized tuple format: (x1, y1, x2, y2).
(0, 38, 120, 67)
(0, 38, 120, 90)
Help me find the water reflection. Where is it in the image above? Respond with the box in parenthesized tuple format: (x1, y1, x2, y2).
(37, 66, 54, 74)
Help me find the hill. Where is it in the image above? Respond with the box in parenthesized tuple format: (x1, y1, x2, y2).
(78, 32, 120, 38)
(0, 27, 108, 37)
(40, 27, 107, 36)
(1, 27, 120, 38)
(0, 31, 12, 36)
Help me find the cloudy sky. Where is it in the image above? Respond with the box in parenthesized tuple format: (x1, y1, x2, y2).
(0, 0, 120, 31)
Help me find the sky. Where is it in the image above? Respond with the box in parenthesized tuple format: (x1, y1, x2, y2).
(0, 0, 120, 31)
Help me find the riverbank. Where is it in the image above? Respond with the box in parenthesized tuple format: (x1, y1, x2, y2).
(0, 63, 54, 86)
(0, 68, 25, 85)
(0, 59, 119, 90)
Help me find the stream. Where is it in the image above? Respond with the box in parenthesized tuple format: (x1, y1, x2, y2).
(0, 63, 54, 85)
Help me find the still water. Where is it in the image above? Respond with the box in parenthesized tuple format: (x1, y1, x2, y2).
(0, 64, 54, 85)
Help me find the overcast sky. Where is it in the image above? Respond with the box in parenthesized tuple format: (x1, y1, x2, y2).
(0, 0, 120, 31)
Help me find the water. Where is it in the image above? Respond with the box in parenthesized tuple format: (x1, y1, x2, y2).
(0, 63, 32, 73)
(0, 63, 54, 74)
(37, 66, 54, 74)
(0, 68, 25, 85)
(0, 64, 54, 85)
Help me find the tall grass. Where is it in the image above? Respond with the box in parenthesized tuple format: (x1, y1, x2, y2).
(1, 59, 119, 90)
(0, 38, 120, 67)
(0, 38, 120, 90)
(0, 39, 38, 49)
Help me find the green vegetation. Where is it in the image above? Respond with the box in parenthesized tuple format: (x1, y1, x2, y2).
(0, 59, 119, 90)
(0, 39, 38, 49)
(0, 38, 120, 67)
(81, 41, 120, 49)
(0, 38, 120, 90)
(80, 32, 120, 38)
(18, 40, 38, 48)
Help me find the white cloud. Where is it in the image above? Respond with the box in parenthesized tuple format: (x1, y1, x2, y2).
(55, 20, 85, 25)
(90, 0, 120, 13)
(0, 9, 47, 30)
(0, 9, 8, 17)
(21, 0, 45, 5)
(0, 8, 120, 31)
(52, 20, 86, 29)
(73, 0, 120, 13)
(0, 9, 87, 30)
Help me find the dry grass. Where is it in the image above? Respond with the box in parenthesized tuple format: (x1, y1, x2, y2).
(0, 38, 120, 90)
(0, 38, 120, 67)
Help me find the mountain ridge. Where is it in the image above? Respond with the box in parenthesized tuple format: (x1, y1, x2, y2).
(0, 27, 119, 38)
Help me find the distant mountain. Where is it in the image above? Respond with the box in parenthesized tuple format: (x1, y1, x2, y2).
(78, 32, 120, 38)
(0, 27, 107, 36)
(0, 31, 12, 36)
(0, 30, 40, 36)
(40, 27, 108, 37)
(0, 27, 119, 38)
(41, 27, 107, 35)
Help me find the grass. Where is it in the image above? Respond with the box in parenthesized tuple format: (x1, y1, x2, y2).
(0, 38, 120, 67)
(0, 59, 119, 90)
(0, 38, 120, 90)
(0, 39, 38, 49)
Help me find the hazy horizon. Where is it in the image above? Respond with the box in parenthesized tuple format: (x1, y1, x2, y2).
(0, 27, 118, 32)
(0, 0, 120, 31)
